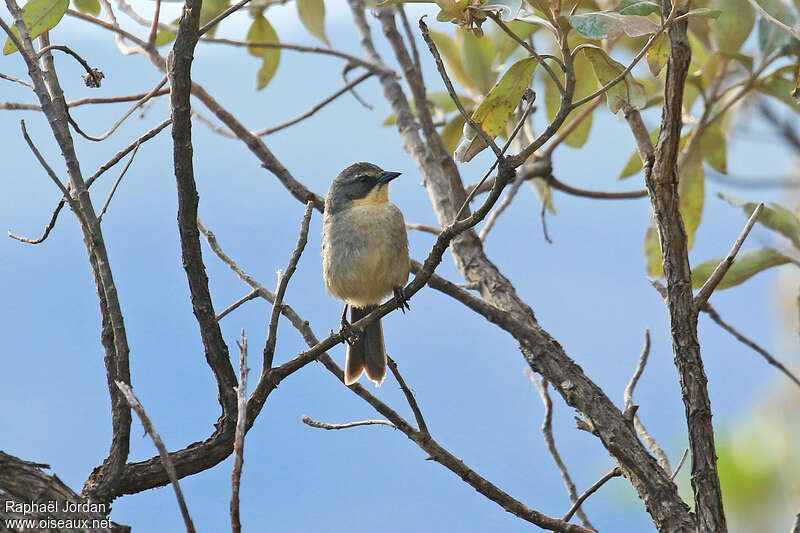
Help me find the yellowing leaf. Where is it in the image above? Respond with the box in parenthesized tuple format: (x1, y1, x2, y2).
(247, 15, 280, 90)
(644, 225, 664, 277)
(4, 0, 69, 55)
(297, 0, 329, 46)
(647, 33, 670, 76)
(441, 114, 467, 153)
(199, 0, 230, 38)
(545, 53, 596, 148)
(699, 123, 727, 174)
(491, 20, 538, 64)
(679, 149, 705, 250)
(454, 57, 536, 161)
(582, 45, 646, 113)
(691, 248, 791, 290)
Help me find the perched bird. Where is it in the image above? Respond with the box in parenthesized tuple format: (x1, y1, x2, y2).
(322, 162, 411, 386)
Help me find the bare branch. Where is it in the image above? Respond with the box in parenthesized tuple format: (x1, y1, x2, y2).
(8, 198, 66, 244)
(216, 290, 260, 322)
(263, 202, 314, 369)
(36, 44, 102, 87)
(623, 329, 672, 472)
(253, 71, 373, 136)
(702, 302, 800, 388)
(0, 71, 33, 87)
(419, 17, 503, 160)
(544, 173, 647, 200)
(68, 76, 168, 142)
(693, 203, 764, 309)
(147, 0, 161, 44)
(670, 448, 689, 481)
(528, 372, 595, 530)
(98, 141, 141, 222)
(231, 330, 248, 533)
(116, 382, 196, 533)
(562, 468, 622, 523)
(387, 357, 428, 434)
(301, 415, 396, 430)
(199, 0, 252, 36)
(20, 120, 71, 198)
(406, 222, 441, 235)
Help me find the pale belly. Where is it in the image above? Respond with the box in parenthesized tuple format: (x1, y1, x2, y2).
(322, 203, 410, 308)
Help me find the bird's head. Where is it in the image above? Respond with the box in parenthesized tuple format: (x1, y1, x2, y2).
(325, 162, 402, 215)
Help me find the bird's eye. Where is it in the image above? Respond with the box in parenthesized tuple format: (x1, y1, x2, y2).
(357, 175, 369, 183)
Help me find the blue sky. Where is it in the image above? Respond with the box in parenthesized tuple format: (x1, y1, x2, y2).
(1, 1, 798, 531)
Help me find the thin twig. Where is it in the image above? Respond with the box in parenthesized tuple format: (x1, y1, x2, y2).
(88, 119, 172, 187)
(694, 203, 764, 309)
(263, 202, 314, 369)
(540, 198, 553, 244)
(387, 357, 428, 434)
(0, 71, 33, 87)
(8, 199, 66, 244)
(670, 448, 689, 480)
(479, 172, 525, 241)
(253, 72, 373, 136)
(544, 174, 647, 199)
(231, 330, 248, 533)
(66, 9, 149, 49)
(98, 141, 141, 222)
(115, 381, 196, 533)
(543, 96, 603, 156)
(20, 120, 70, 198)
(528, 371, 596, 530)
(36, 44, 102, 87)
(301, 415, 396, 430)
(702, 302, 800, 388)
(68, 76, 168, 142)
(216, 290, 260, 321)
(562, 468, 622, 522)
(199, 0, 253, 36)
(418, 17, 503, 160)
(147, 0, 161, 45)
(623, 329, 672, 472)
(406, 222, 441, 235)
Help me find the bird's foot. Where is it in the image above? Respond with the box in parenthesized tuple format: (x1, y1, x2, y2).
(338, 318, 360, 345)
(393, 286, 411, 313)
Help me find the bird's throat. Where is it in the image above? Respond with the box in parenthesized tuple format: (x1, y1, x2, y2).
(352, 185, 389, 207)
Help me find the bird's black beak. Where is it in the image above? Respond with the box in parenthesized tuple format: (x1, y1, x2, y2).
(378, 171, 402, 184)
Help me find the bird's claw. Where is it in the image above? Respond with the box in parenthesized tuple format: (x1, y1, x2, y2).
(393, 286, 411, 313)
(338, 319, 360, 345)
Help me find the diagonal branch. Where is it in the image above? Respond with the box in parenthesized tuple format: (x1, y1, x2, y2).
(693, 203, 763, 309)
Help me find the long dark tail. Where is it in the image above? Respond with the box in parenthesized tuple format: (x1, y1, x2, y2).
(345, 305, 386, 386)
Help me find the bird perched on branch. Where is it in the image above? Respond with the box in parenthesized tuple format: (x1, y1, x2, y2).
(322, 162, 411, 386)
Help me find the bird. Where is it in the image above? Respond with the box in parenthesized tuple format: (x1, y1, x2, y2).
(322, 162, 411, 386)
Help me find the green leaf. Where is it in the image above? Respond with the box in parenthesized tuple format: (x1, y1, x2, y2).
(441, 113, 467, 153)
(711, 0, 755, 52)
(618, 128, 659, 179)
(569, 11, 658, 39)
(644, 225, 664, 277)
(297, 0, 329, 46)
(718, 192, 800, 249)
(454, 56, 537, 161)
(247, 15, 280, 89)
(492, 20, 538, 64)
(459, 27, 498, 94)
(581, 45, 647, 113)
(73, 0, 100, 15)
(685, 7, 722, 18)
(615, 0, 660, 16)
(756, 65, 800, 111)
(3, 0, 70, 55)
(691, 248, 792, 290)
(429, 30, 472, 89)
(647, 32, 670, 76)
(699, 123, 727, 174)
(679, 149, 705, 250)
(154, 17, 178, 47)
